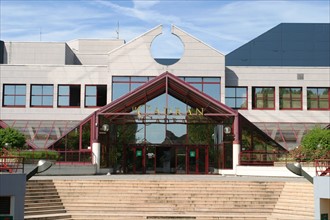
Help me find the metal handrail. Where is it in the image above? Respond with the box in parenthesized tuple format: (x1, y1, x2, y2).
(55, 150, 92, 165)
(239, 151, 285, 166)
(1, 148, 93, 165)
(315, 159, 330, 176)
(0, 156, 25, 173)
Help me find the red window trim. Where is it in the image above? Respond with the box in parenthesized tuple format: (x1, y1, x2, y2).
(252, 87, 275, 110)
(84, 84, 107, 107)
(57, 84, 81, 108)
(2, 105, 26, 108)
(225, 86, 248, 110)
(279, 87, 303, 110)
(30, 106, 54, 108)
(2, 84, 27, 107)
(307, 87, 330, 110)
(30, 84, 54, 107)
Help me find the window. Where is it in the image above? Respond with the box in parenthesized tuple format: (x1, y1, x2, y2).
(252, 87, 275, 109)
(180, 77, 221, 101)
(0, 196, 11, 215)
(112, 76, 221, 101)
(30, 85, 53, 107)
(85, 85, 107, 107)
(58, 85, 81, 107)
(2, 84, 26, 107)
(225, 87, 247, 109)
(112, 76, 154, 101)
(279, 87, 302, 110)
(307, 87, 330, 110)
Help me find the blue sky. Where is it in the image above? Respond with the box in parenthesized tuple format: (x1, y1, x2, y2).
(0, 0, 329, 56)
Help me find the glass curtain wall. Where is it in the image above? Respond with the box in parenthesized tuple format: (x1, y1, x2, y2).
(98, 93, 227, 174)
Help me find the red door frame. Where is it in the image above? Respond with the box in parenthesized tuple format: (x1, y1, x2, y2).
(186, 145, 208, 174)
(125, 144, 209, 174)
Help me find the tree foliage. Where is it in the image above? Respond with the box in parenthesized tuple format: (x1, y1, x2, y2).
(0, 127, 26, 148)
(299, 126, 330, 160)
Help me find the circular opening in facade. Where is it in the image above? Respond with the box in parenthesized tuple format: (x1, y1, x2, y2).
(150, 27, 184, 66)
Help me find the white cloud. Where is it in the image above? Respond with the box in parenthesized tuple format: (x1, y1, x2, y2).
(0, 0, 329, 54)
(133, 0, 160, 9)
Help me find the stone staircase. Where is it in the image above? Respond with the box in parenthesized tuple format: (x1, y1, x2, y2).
(24, 180, 72, 220)
(53, 179, 285, 220)
(24, 178, 315, 220)
(268, 182, 314, 220)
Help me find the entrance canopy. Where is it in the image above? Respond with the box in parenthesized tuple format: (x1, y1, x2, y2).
(47, 72, 286, 155)
(97, 71, 236, 122)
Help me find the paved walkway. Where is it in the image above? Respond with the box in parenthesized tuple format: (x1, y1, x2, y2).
(31, 174, 309, 183)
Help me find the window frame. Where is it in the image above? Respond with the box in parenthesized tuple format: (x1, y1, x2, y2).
(84, 85, 107, 108)
(279, 87, 302, 110)
(252, 87, 275, 110)
(57, 84, 81, 108)
(112, 76, 154, 101)
(2, 84, 26, 107)
(225, 86, 248, 109)
(307, 87, 330, 110)
(30, 84, 54, 108)
(180, 76, 221, 101)
(112, 76, 221, 101)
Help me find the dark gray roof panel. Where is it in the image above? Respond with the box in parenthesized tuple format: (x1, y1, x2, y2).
(226, 23, 330, 66)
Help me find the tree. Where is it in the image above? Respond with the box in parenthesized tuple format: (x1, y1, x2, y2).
(0, 127, 26, 148)
(300, 126, 330, 160)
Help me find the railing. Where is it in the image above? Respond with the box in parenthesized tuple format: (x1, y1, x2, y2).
(1, 149, 93, 165)
(56, 150, 92, 165)
(0, 156, 25, 173)
(315, 159, 330, 176)
(239, 151, 285, 166)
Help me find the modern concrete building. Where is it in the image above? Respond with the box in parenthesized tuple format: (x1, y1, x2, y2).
(0, 23, 329, 174)
(0, 174, 26, 220)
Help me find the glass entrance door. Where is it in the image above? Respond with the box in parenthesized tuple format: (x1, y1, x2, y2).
(175, 147, 186, 174)
(155, 147, 175, 174)
(125, 146, 146, 174)
(187, 146, 208, 174)
(134, 146, 145, 174)
(146, 146, 155, 174)
(124, 145, 209, 174)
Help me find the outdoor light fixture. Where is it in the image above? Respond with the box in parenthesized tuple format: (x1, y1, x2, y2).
(101, 124, 110, 132)
(224, 126, 232, 134)
(26, 160, 53, 181)
(286, 162, 313, 184)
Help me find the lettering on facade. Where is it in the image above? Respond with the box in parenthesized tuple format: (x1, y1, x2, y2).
(132, 105, 204, 116)
(131, 105, 206, 124)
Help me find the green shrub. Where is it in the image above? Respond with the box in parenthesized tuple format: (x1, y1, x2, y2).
(10, 150, 59, 161)
(300, 126, 330, 161)
(0, 127, 26, 148)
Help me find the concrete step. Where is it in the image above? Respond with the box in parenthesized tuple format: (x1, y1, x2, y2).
(25, 209, 67, 216)
(24, 179, 314, 220)
(25, 180, 69, 219)
(69, 212, 270, 220)
(60, 199, 279, 204)
(55, 189, 283, 194)
(63, 205, 277, 212)
(268, 213, 314, 220)
(24, 213, 72, 220)
(25, 198, 63, 204)
(25, 201, 65, 208)
(25, 205, 66, 212)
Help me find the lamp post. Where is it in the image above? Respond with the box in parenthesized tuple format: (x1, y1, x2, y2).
(26, 160, 52, 181)
(286, 162, 314, 184)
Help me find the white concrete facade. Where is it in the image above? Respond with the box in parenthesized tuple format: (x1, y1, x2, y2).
(0, 25, 226, 121)
(314, 177, 330, 220)
(0, 24, 329, 151)
(0, 64, 108, 121)
(226, 66, 330, 123)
